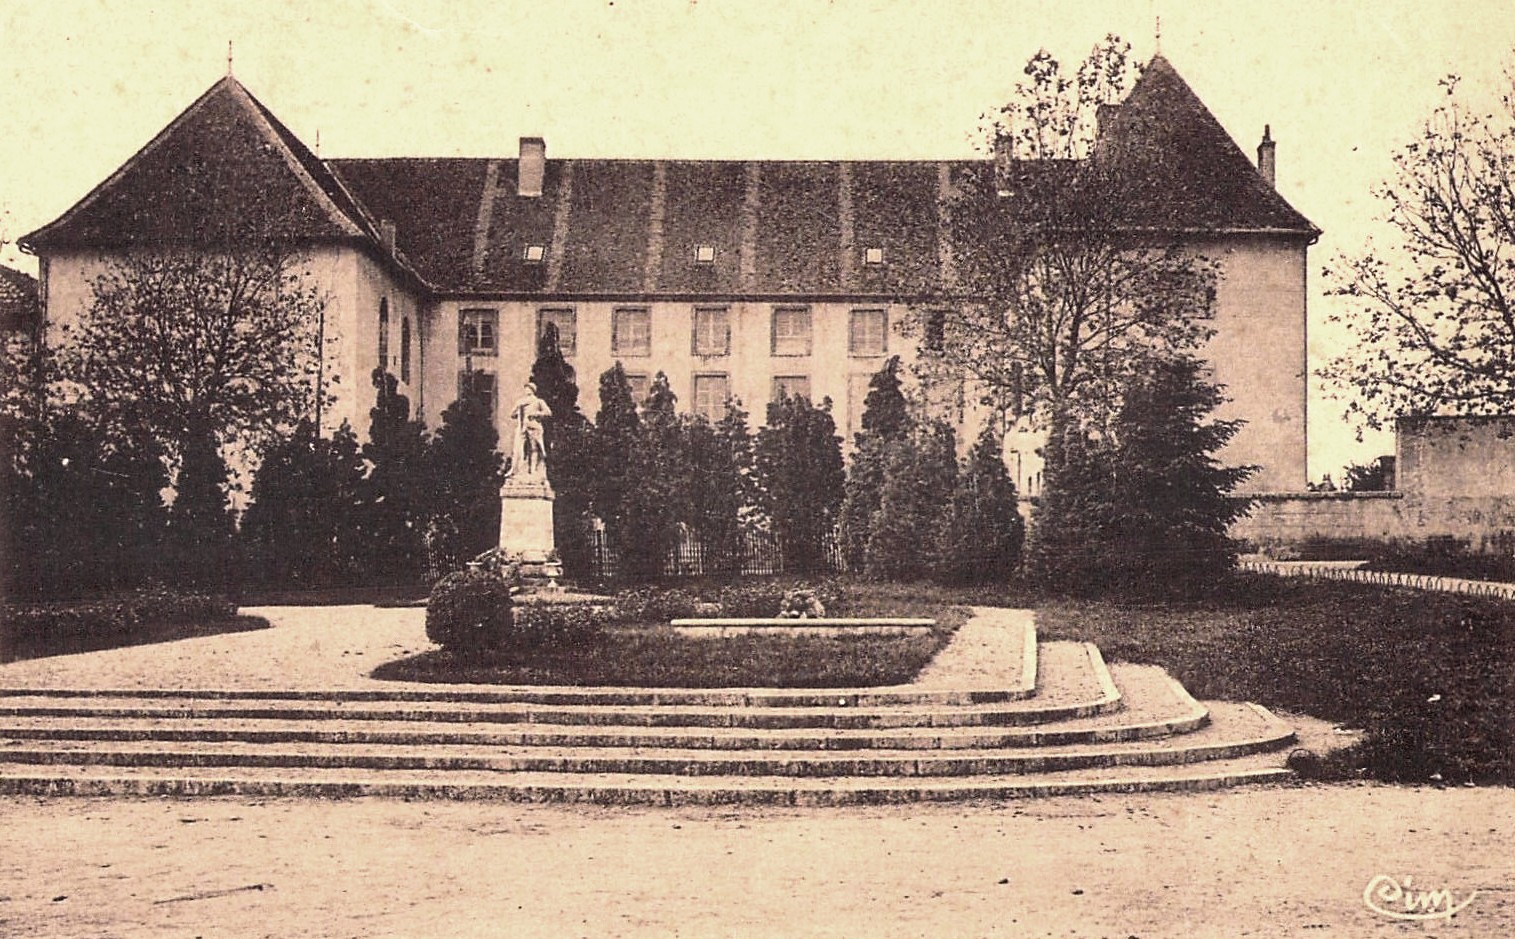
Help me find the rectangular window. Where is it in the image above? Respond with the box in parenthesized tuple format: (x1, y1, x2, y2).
(693, 373, 731, 423)
(849, 308, 888, 357)
(458, 308, 498, 357)
(771, 306, 812, 357)
(612, 307, 652, 357)
(457, 370, 497, 418)
(537, 307, 577, 356)
(772, 375, 811, 404)
(624, 373, 651, 407)
(692, 306, 731, 357)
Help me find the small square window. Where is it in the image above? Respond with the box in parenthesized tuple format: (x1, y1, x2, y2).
(523, 244, 546, 263)
(864, 246, 884, 265)
(694, 244, 716, 263)
(613, 307, 652, 356)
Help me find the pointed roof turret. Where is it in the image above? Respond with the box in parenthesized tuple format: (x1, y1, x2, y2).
(22, 77, 380, 251)
(1096, 55, 1319, 236)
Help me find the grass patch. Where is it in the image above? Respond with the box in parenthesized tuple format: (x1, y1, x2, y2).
(1036, 573, 1514, 785)
(376, 582, 971, 688)
(2, 612, 270, 663)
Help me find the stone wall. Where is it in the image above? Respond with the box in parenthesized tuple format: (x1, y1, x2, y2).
(1231, 491, 1515, 553)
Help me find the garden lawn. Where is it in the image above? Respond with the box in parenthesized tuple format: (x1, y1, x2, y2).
(1035, 573, 1515, 785)
(375, 585, 970, 688)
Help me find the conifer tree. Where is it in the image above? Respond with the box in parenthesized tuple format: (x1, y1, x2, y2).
(242, 420, 366, 586)
(936, 425, 1025, 585)
(427, 389, 504, 568)
(1104, 356, 1254, 593)
(529, 322, 594, 577)
(167, 429, 236, 588)
(359, 369, 431, 582)
(864, 420, 958, 581)
(839, 356, 911, 571)
(754, 393, 845, 573)
(619, 373, 687, 580)
(687, 399, 756, 575)
(592, 363, 641, 577)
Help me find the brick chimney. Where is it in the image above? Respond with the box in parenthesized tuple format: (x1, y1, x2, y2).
(1257, 125, 1276, 186)
(518, 137, 545, 197)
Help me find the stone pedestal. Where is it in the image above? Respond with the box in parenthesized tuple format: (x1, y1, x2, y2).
(499, 479, 556, 562)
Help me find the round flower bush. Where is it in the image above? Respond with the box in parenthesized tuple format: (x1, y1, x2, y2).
(426, 569, 514, 652)
(778, 588, 826, 619)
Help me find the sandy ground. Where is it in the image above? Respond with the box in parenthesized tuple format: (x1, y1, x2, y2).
(1, 784, 1510, 938)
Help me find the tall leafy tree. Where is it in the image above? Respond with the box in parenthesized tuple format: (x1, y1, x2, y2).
(754, 393, 845, 573)
(1323, 63, 1515, 430)
(55, 243, 327, 469)
(906, 37, 1215, 430)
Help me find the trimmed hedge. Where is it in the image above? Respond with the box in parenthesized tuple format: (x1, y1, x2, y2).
(2, 589, 239, 661)
(425, 570, 514, 652)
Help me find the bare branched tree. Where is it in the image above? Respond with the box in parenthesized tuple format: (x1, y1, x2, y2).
(1324, 63, 1515, 432)
(906, 37, 1216, 429)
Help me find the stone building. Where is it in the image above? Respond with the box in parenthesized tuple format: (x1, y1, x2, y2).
(19, 55, 1317, 492)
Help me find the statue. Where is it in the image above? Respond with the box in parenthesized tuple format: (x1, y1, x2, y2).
(507, 381, 550, 481)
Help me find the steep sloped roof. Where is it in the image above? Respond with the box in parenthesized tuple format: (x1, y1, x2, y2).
(0, 265, 40, 332)
(24, 55, 1317, 296)
(21, 77, 377, 250)
(329, 157, 961, 296)
(1098, 55, 1318, 235)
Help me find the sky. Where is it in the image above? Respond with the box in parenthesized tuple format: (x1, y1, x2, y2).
(4, 0, 1515, 479)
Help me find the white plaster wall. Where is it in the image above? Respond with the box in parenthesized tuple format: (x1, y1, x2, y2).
(1200, 236, 1310, 492)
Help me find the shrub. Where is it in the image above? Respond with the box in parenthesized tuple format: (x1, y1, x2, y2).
(425, 569, 513, 652)
(513, 600, 614, 647)
(2, 588, 237, 659)
(612, 585, 702, 623)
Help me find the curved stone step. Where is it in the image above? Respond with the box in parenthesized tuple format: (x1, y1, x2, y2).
(0, 642, 1115, 730)
(0, 701, 1287, 778)
(0, 747, 1296, 805)
(0, 662, 1178, 754)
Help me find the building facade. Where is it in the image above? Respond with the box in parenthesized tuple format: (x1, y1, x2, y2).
(21, 56, 1318, 493)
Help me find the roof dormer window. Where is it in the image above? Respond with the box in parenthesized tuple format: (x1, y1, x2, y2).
(694, 244, 716, 263)
(523, 244, 546, 263)
(864, 246, 884, 265)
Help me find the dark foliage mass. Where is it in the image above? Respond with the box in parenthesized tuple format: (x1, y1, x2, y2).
(1037, 574, 1515, 785)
